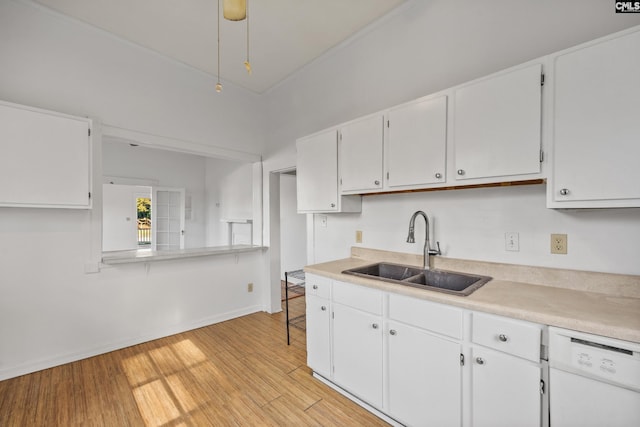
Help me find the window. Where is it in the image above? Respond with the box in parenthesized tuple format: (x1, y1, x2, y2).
(102, 138, 257, 253)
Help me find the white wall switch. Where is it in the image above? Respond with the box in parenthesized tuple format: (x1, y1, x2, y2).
(319, 215, 328, 227)
(505, 232, 519, 252)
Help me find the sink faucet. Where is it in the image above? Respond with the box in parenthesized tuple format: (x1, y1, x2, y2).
(406, 210, 441, 270)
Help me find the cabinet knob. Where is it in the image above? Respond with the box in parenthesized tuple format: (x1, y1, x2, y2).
(476, 357, 485, 365)
(559, 188, 570, 196)
(389, 329, 397, 336)
(330, 203, 336, 208)
(498, 334, 508, 342)
(372, 323, 379, 329)
(435, 173, 442, 179)
(321, 306, 326, 311)
(374, 180, 380, 186)
(457, 169, 465, 176)
(312, 285, 318, 290)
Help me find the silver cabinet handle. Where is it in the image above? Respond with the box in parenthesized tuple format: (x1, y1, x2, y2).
(321, 306, 326, 311)
(457, 169, 465, 176)
(435, 173, 442, 179)
(374, 180, 380, 185)
(389, 329, 397, 336)
(476, 357, 485, 365)
(312, 285, 318, 290)
(559, 188, 569, 196)
(372, 323, 379, 329)
(498, 334, 508, 342)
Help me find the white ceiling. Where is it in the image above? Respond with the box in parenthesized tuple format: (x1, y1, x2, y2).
(34, 0, 407, 94)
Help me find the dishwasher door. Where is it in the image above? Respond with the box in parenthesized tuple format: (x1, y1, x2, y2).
(549, 368, 640, 427)
(548, 327, 640, 427)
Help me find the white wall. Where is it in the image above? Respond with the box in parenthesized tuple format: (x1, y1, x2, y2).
(280, 174, 307, 279)
(205, 158, 255, 247)
(0, 0, 265, 157)
(0, 0, 268, 380)
(312, 185, 640, 276)
(262, 1, 640, 276)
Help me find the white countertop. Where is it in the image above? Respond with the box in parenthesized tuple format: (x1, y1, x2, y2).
(102, 245, 264, 264)
(305, 247, 640, 343)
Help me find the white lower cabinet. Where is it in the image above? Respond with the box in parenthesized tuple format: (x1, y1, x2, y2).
(306, 279, 546, 427)
(305, 294, 331, 378)
(387, 321, 462, 427)
(470, 346, 542, 427)
(332, 302, 384, 408)
(469, 312, 545, 427)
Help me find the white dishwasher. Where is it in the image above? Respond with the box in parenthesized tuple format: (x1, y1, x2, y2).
(548, 327, 640, 427)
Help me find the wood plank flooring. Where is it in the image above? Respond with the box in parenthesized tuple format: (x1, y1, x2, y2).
(0, 297, 390, 426)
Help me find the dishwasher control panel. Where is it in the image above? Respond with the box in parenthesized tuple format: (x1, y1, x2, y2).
(549, 327, 640, 391)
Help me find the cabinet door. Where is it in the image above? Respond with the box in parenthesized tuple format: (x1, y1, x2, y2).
(339, 114, 384, 193)
(306, 295, 331, 378)
(551, 29, 640, 207)
(296, 130, 339, 212)
(387, 322, 461, 427)
(387, 96, 447, 188)
(471, 346, 542, 427)
(0, 101, 91, 208)
(454, 63, 542, 181)
(332, 303, 383, 408)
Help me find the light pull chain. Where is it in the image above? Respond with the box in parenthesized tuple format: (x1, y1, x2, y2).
(244, 0, 252, 74)
(216, 0, 223, 92)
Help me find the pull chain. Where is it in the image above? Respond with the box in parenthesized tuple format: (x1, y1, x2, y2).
(216, 0, 223, 92)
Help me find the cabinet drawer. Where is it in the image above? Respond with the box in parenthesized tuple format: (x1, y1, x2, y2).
(306, 273, 331, 299)
(472, 312, 542, 362)
(332, 281, 383, 315)
(388, 293, 463, 339)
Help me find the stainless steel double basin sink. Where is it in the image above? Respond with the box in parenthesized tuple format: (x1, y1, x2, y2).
(342, 262, 491, 296)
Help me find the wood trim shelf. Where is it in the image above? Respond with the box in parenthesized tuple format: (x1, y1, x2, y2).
(361, 179, 545, 197)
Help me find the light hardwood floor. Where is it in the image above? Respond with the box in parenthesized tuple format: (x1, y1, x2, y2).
(0, 297, 390, 426)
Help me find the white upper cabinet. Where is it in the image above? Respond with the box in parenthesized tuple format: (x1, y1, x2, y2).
(0, 100, 92, 209)
(296, 129, 361, 213)
(453, 63, 543, 181)
(387, 95, 447, 189)
(549, 27, 640, 208)
(339, 114, 384, 193)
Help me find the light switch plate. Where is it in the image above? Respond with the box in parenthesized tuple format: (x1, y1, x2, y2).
(505, 232, 519, 251)
(355, 230, 363, 243)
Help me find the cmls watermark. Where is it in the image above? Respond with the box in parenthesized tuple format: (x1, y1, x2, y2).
(615, 1, 640, 12)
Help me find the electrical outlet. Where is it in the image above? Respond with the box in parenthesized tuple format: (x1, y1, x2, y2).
(505, 232, 519, 252)
(247, 283, 254, 292)
(319, 215, 328, 228)
(550, 234, 568, 254)
(355, 230, 363, 243)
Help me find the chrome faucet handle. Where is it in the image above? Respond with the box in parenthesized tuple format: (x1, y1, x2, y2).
(429, 241, 442, 256)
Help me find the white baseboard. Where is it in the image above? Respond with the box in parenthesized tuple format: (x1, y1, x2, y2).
(0, 305, 262, 381)
(312, 372, 404, 427)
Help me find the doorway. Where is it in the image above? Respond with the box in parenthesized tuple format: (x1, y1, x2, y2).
(268, 168, 307, 313)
